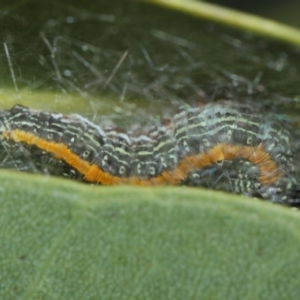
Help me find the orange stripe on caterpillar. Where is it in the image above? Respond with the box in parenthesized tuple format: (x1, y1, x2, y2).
(3, 129, 282, 186)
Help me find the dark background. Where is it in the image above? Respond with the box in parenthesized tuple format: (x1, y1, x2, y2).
(210, 0, 300, 28)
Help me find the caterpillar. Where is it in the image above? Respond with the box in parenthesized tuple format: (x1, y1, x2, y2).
(0, 101, 299, 206)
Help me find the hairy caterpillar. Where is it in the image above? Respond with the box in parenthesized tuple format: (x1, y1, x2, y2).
(0, 101, 298, 205)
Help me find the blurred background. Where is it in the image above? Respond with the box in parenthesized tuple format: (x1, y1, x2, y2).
(208, 0, 300, 28)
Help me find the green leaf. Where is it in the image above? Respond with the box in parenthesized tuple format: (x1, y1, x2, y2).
(1, 170, 300, 300)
